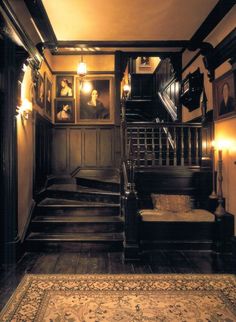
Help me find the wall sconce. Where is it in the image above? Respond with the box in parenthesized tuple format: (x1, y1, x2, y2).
(16, 98, 32, 120)
(123, 84, 131, 100)
(77, 56, 87, 78)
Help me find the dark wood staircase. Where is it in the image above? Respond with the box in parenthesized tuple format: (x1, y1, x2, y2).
(26, 170, 124, 252)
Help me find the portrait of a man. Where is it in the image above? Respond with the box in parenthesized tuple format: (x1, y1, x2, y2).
(214, 70, 236, 120)
(79, 79, 110, 121)
(219, 82, 235, 115)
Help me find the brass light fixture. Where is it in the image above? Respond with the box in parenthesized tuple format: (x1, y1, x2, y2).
(77, 55, 87, 78)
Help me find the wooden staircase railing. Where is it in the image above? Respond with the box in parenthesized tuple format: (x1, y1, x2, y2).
(127, 122, 202, 168)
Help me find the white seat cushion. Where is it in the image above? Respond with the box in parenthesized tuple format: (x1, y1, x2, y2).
(139, 209, 215, 222)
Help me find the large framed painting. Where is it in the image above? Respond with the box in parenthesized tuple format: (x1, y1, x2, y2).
(36, 73, 44, 108)
(213, 70, 236, 121)
(54, 98, 75, 124)
(56, 75, 74, 98)
(44, 73, 52, 117)
(76, 76, 114, 124)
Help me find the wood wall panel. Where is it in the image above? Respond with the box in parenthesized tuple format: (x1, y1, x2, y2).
(52, 126, 119, 174)
(52, 128, 67, 173)
(99, 129, 113, 166)
(83, 129, 98, 167)
(69, 129, 82, 171)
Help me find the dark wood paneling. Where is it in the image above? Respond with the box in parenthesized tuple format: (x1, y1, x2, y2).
(52, 128, 67, 173)
(131, 74, 154, 99)
(52, 126, 118, 174)
(99, 129, 114, 166)
(69, 129, 82, 171)
(34, 113, 52, 193)
(154, 58, 180, 121)
(84, 129, 98, 167)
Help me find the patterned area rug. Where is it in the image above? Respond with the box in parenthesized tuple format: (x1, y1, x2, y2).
(0, 274, 235, 321)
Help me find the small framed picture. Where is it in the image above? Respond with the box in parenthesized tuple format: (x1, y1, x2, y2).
(56, 75, 74, 97)
(44, 73, 52, 117)
(54, 99, 75, 123)
(36, 73, 44, 108)
(213, 70, 236, 121)
(140, 56, 150, 67)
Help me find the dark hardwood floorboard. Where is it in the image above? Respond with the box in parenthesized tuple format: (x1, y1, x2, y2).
(0, 250, 235, 311)
(31, 253, 59, 274)
(108, 252, 134, 274)
(54, 253, 78, 274)
(144, 251, 174, 273)
(162, 251, 196, 273)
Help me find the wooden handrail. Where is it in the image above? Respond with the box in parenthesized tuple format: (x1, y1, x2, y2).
(127, 122, 202, 128)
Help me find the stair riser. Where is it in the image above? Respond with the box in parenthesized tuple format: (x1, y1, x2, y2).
(25, 241, 123, 252)
(35, 207, 120, 216)
(31, 222, 124, 233)
(76, 178, 120, 192)
(47, 190, 120, 203)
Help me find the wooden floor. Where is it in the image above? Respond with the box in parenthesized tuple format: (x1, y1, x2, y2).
(0, 251, 235, 311)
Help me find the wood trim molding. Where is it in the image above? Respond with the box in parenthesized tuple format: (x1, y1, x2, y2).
(24, 0, 57, 45)
(190, 0, 236, 45)
(57, 40, 190, 48)
(52, 70, 115, 75)
(213, 27, 236, 67)
(0, 0, 42, 68)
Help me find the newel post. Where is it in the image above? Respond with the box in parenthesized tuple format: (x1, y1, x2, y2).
(123, 161, 140, 262)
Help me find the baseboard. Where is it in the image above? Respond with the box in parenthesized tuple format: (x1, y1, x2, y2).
(140, 240, 214, 251)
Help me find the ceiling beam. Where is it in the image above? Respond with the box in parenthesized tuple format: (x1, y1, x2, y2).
(190, 0, 236, 45)
(24, 0, 57, 45)
(55, 40, 191, 48)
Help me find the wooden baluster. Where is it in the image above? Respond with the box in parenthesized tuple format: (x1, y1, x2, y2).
(166, 128, 169, 166)
(159, 127, 162, 166)
(173, 127, 177, 166)
(181, 127, 184, 166)
(188, 127, 191, 166)
(144, 128, 147, 167)
(152, 128, 155, 166)
(196, 127, 199, 166)
(137, 128, 140, 167)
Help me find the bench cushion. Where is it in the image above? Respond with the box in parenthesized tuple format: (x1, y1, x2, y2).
(139, 209, 215, 222)
(151, 194, 192, 212)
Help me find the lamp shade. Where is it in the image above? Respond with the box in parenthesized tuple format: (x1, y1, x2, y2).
(77, 61, 87, 77)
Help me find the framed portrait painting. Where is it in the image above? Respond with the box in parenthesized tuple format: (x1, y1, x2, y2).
(213, 70, 236, 121)
(36, 73, 44, 108)
(44, 73, 52, 117)
(54, 99, 75, 124)
(140, 56, 150, 67)
(56, 75, 74, 98)
(76, 76, 114, 124)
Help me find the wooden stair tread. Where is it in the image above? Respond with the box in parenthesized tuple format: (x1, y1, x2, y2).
(32, 216, 123, 223)
(47, 184, 120, 195)
(76, 169, 120, 184)
(27, 232, 124, 241)
(38, 198, 120, 207)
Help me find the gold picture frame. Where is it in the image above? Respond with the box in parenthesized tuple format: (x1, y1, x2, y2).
(76, 76, 114, 124)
